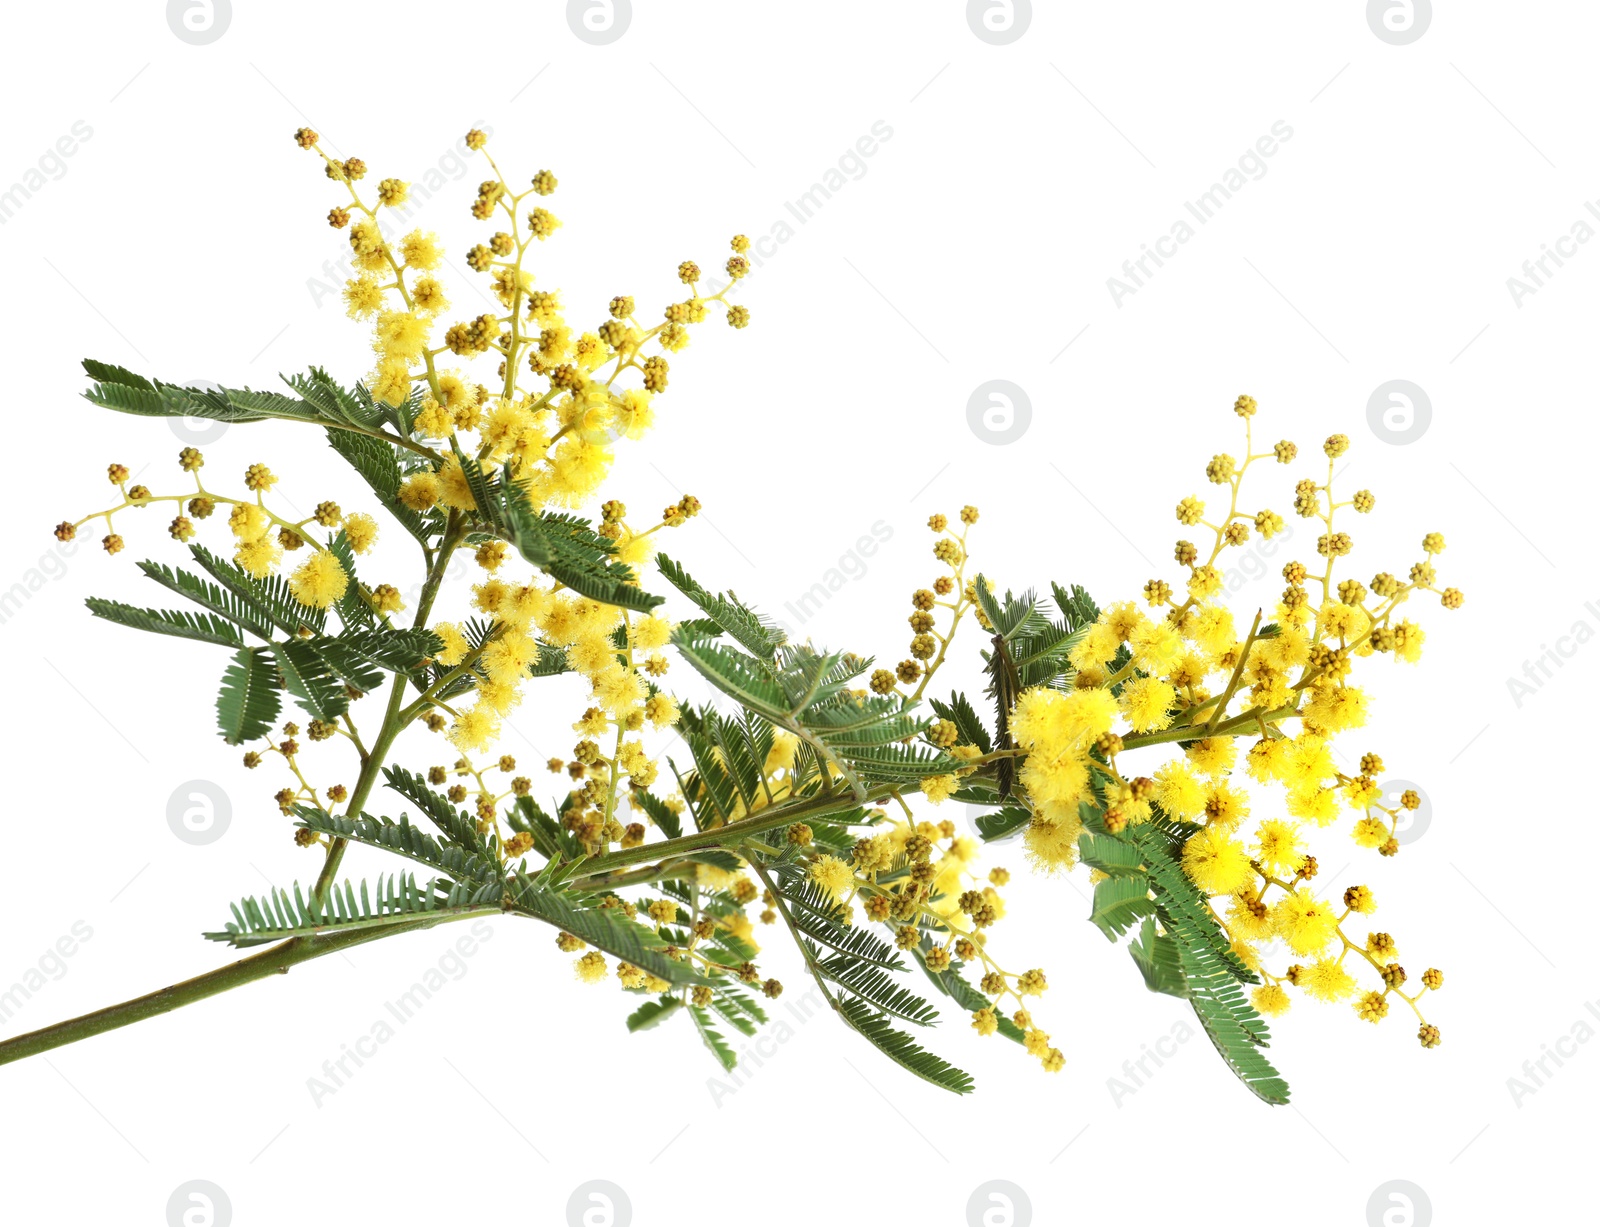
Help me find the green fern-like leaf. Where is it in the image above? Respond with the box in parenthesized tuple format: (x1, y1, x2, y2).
(384, 766, 493, 855)
(970, 805, 1031, 842)
(1078, 830, 1149, 877)
(709, 995, 758, 1037)
(1129, 916, 1188, 998)
(689, 1005, 737, 1071)
(716, 987, 768, 1028)
(701, 708, 774, 815)
(286, 367, 387, 431)
(670, 629, 789, 722)
(297, 810, 502, 887)
(1087, 874, 1157, 940)
(1175, 936, 1289, 1103)
(836, 996, 974, 1094)
(971, 578, 1051, 643)
(312, 626, 440, 684)
(508, 795, 582, 861)
(85, 597, 245, 648)
(216, 646, 280, 745)
(629, 788, 683, 840)
(1118, 818, 1288, 1103)
(1128, 819, 1255, 980)
(929, 692, 993, 755)
(671, 632, 960, 797)
(82, 361, 317, 426)
(135, 559, 275, 640)
(527, 640, 571, 677)
(81, 362, 407, 442)
(81, 359, 155, 396)
(204, 873, 492, 947)
(275, 638, 349, 722)
(656, 553, 785, 659)
(490, 473, 661, 613)
(812, 945, 939, 1025)
(325, 429, 438, 546)
(626, 995, 682, 1033)
(762, 863, 906, 970)
(188, 544, 325, 637)
(1051, 581, 1102, 632)
(506, 872, 706, 987)
(1007, 617, 1089, 689)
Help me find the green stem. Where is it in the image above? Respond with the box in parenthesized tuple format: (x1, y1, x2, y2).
(313, 680, 409, 902)
(568, 857, 702, 895)
(0, 912, 491, 1069)
(313, 516, 464, 906)
(575, 784, 897, 878)
(4, 512, 482, 1070)
(1123, 701, 1299, 751)
(1204, 609, 1263, 734)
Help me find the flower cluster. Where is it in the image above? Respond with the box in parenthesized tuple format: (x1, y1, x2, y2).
(57, 127, 755, 880)
(36, 129, 1462, 1099)
(1002, 397, 1459, 1047)
(315, 124, 747, 523)
(55, 453, 382, 590)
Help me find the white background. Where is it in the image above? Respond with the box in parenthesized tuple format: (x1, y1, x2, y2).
(0, 3, 1592, 1225)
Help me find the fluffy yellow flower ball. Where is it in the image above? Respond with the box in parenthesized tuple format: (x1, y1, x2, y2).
(1180, 826, 1254, 896)
(287, 550, 350, 609)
